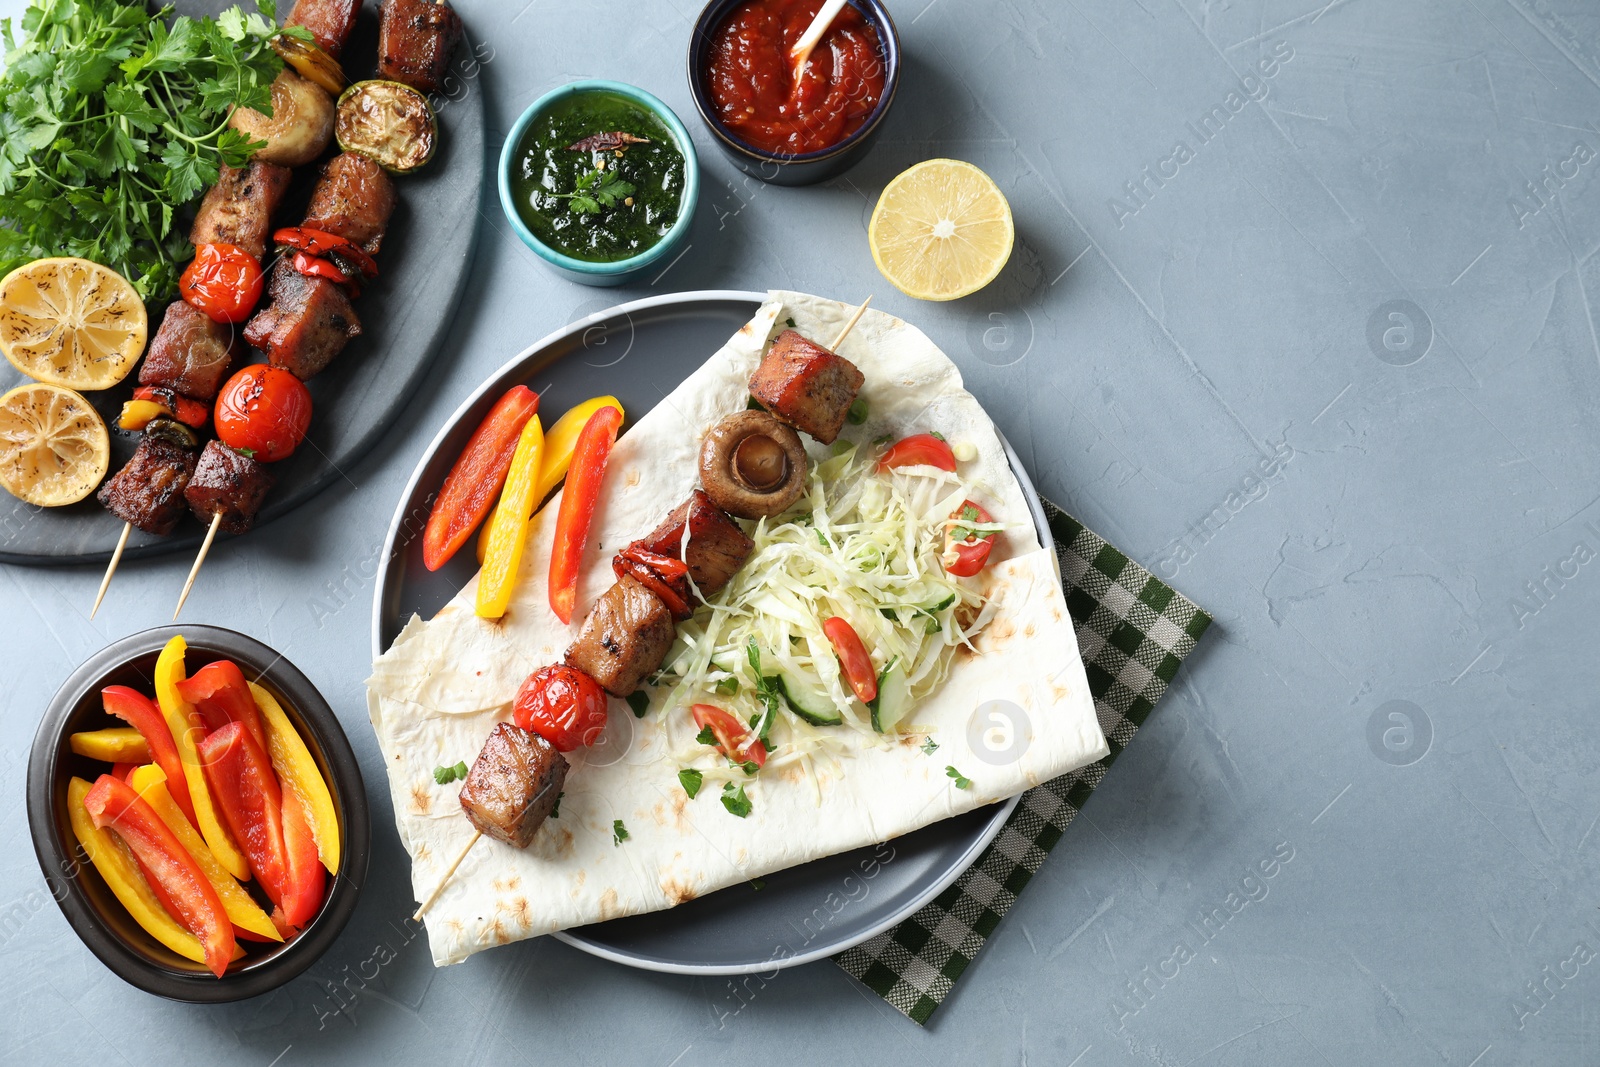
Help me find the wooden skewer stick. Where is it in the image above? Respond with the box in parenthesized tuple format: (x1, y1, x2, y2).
(91, 522, 131, 620)
(413, 830, 481, 922)
(791, 0, 849, 80)
(173, 512, 223, 621)
(830, 294, 872, 350)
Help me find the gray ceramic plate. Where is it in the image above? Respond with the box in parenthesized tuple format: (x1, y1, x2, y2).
(370, 291, 1050, 974)
(0, 0, 484, 564)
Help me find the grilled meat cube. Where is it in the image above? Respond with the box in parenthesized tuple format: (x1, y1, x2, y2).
(377, 0, 464, 93)
(302, 153, 398, 255)
(564, 575, 677, 697)
(189, 161, 293, 260)
(244, 262, 361, 380)
(97, 437, 198, 536)
(748, 330, 866, 445)
(633, 489, 753, 598)
(185, 439, 275, 535)
(458, 723, 568, 848)
(285, 0, 361, 59)
(138, 300, 241, 401)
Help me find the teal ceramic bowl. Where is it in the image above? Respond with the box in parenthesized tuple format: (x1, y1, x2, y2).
(498, 80, 700, 287)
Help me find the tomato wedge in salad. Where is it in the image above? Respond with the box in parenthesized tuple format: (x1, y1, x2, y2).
(944, 500, 997, 577)
(823, 616, 878, 703)
(692, 703, 768, 768)
(877, 432, 957, 473)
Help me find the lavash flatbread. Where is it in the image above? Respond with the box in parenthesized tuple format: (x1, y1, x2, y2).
(367, 292, 1108, 966)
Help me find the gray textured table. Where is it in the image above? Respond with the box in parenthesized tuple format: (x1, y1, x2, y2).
(4, 1, 1597, 1063)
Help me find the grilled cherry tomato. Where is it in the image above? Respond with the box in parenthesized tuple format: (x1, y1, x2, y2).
(691, 703, 767, 768)
(214, 364, 313, 462)
(513, 665, 609, 752)
(945, 500, 997, 577)
(179, 242, 264, 324)
(877, 432, 957, 473)
(823, 616, 878, 703)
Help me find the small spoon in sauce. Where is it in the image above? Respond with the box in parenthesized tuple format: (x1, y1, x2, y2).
(790, 0, 850, 82)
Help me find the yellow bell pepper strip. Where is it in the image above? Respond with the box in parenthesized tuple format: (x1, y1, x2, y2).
(475, 414, 544, 619)
(127, 765, 282, 943)
(154, 636, 250, 880)
(549, 404, 623, 624)
(68, 728, 150, 763)
(476, 396, 624, 564)
(249, 681, 341, 875)
(67, 777, 244, 969)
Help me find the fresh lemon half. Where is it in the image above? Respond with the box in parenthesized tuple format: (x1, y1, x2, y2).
(868, 159, 1015, 301)
(0, 383, 111, 506)
(0, 257, 147, 390)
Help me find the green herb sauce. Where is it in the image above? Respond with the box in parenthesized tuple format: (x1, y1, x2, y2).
(511, 92, 686, 262)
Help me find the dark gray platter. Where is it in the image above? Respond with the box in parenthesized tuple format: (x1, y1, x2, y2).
(0, 0, 484, 564)
(371, 291, 1050, 974)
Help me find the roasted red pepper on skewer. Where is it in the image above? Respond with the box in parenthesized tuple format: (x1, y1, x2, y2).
(612, 545, 692, 620)
(549, 404, 623, 624)
(422, 385, 540, 571)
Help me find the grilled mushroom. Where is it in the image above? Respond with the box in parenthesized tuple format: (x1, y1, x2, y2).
(698, 411, 806, 519)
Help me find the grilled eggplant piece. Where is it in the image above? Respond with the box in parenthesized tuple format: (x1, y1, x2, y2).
(138, 300, 240, 400)
(97, 437, 198, 536)
(228, 68, 335, 168)
(244, 262, 361, 380)
(189, 161, 293, 260)
(633, 489, 754, 599)
(459, 723, 568, 848)
(184, 439, 275, 535)
(564, 574, 676, 697)
(285, 0, 361, 59)
(377, 0, 463, 93)
(301, 153, 398, 254)
(748, 330, 866, 445)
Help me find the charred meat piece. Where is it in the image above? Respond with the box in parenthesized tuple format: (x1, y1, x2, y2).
(97, 437, 199, 536)
(633, 489, 754, 598)
(189, 161, 293, 260)
(748, 330, 866, 445)
(184, 439, 275, 535)
(138, 300, 241, 401)
(565, 575, 677, 697)
(301, 153, 398, 255)
(285, 0, 362, 59)
(377, 0, 464, 93)
(244, 262, 361, 380)
(458, 723, 568, 848)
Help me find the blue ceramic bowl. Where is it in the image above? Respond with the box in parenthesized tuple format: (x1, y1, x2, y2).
(498, 80, 700, 287)
(686, 0, 901, 186)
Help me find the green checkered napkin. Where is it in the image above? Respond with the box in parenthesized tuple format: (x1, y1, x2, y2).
(834, 499, 1213, 1024)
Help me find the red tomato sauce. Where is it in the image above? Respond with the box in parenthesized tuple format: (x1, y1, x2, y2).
(706, 0, 886, 156)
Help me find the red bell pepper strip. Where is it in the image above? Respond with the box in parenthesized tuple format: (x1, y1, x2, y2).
(276, 787, 326, 931)
(273, 227, 380, 278)
(84, 774, 235, 978)
(112, 762, 138, 781)
(944, 500, 997, 578)
(101, 686, 196, 829)
(291, 250, 351, 285)
(612, 545, 692, 619)
(692, 703, 768, 768)
(132, 386, 209, 428)
(176, 660, 268, 753)
(877, 433, 958, 474)
(823, 617, 878, 703)
(422, 385, 541, 571)
(549, 404, 623, 624)
(197, 722, 290, 908)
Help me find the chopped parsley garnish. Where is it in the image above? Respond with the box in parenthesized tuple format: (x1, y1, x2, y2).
(721, 782, 753, 818)
(930, 430, 947, 441)
(432, 761, 469, 785)
(744, 638, 781, 745)
(784, 317, 797, 328)
(740, 760, 759, 776)
(847, 398, 869, 425)
(694, 724, 716, 746)
(749, 878, 766, 891)
(950, 504, 982, 544)
(715, 676, 740, 696)
(921, 738, 939, 755)
(552, 167, 636, 215)
(872, 433, 894, 445)
(612, 819, 630, 845)
(946, 766, 972, 789)
(626, 690, 651, 718)
(816, 528, 830, 549)
(747, 395, 764, 410)
(678, 768, 703, 798)
(550, 791, 563, 818)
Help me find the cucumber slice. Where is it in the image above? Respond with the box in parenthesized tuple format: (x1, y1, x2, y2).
(870, 657, 913, 733)
(773, 664, 843, 726)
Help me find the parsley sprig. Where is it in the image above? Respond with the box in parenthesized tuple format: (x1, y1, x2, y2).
(551, 167, 635, 216)
(0, 0, 301, 298)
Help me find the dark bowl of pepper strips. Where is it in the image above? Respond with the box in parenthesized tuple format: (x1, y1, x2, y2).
(27, 625, 369, 1002)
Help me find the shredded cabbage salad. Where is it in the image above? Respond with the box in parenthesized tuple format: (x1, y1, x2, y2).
(650, 441, 1006, 797)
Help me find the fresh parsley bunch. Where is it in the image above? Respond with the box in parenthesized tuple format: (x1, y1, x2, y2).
(0, 0, 303, 299)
